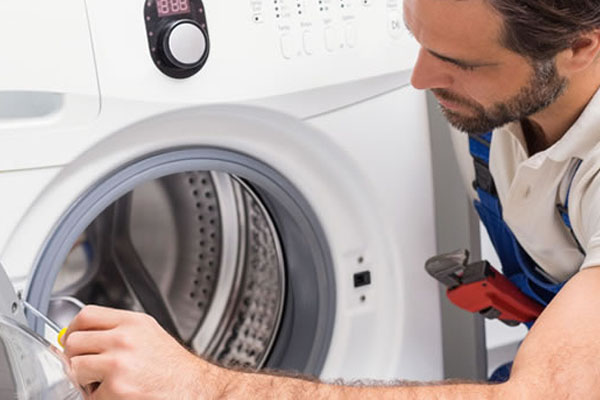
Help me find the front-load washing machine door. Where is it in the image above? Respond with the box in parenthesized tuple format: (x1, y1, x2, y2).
(0, 262, 85, 399)
(2, 105, 411, 380)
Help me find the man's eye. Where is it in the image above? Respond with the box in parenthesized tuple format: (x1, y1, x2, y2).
(456, 63, 477, 72)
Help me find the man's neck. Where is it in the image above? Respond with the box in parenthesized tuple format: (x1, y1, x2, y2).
(525, 69, 600, 156)
(521, 118, 549, 155)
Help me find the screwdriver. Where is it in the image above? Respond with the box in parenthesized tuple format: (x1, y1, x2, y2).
(22, 300, 68, 347)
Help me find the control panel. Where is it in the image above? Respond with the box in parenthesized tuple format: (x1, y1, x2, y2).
(248, 0, 406, 60)
(144, 0, 210, 78)
(78, 0, 417, 100)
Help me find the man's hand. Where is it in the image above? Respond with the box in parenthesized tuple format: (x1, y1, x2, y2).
(63, 305, 228, 400)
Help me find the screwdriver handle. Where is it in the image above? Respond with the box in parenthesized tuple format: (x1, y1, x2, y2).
(21, 300, 67, 348)
(58, 327, 68, 347)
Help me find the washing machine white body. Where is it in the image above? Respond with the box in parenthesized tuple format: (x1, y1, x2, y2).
(0, 0, 442, 382)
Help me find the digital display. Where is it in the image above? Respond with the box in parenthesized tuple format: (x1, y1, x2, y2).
(157, 0, 191, 17)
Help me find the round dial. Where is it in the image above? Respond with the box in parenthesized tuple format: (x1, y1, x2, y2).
(163, 21, 207, 68)
(144, 0, 210, 79)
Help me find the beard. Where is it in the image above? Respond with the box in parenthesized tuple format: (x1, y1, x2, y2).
(433, 59, 568, 135)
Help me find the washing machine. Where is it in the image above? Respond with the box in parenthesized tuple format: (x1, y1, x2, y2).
(0, 0, 442, 382)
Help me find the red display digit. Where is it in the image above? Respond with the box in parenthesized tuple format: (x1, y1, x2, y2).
(157, 0, 169, 15)
(157, 0, 190, 16)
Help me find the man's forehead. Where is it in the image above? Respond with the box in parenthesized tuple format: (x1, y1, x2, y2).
(403, 0, 505, 60)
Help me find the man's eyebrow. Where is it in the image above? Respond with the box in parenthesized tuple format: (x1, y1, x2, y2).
(404, 20, 499, 68)
(427, 49, 495, 68)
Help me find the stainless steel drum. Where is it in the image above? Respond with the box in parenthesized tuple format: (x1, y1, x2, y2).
(49, 171, 285, 370)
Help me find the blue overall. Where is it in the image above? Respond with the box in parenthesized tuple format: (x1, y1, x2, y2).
(468, 132, 580, 382)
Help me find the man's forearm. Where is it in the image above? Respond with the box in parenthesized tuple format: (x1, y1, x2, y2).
(206, 365, 510, 400)
(58, 305, 510, 399)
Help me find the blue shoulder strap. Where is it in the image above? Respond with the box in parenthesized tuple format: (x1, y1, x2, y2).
(468, 133, 565, 310)
(556, 159, 586, 254)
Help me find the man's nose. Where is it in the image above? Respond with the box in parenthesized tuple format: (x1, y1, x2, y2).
(410, 48, 453, 90)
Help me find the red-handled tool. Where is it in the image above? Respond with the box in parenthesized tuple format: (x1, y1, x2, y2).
(425, 249, 543, 325)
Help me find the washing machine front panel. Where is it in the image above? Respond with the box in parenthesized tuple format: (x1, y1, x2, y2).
(0, 1, 98, 103)
(0, 169, 62, 271)
(308, 85, 442, 380)
(0, 0, 444, 383)
(1, 105, 426, 380)
(0, 0, 100, 172)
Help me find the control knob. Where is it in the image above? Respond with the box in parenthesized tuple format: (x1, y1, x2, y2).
(161, 20, 207, 69)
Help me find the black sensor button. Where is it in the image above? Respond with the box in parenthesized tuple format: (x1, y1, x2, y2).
(353, 271, 371, 287)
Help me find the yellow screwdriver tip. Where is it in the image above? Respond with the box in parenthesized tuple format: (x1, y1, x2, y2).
(58, 327, 68, 348)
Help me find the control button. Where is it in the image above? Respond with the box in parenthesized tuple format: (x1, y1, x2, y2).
(324, 27, 338, 52)
(303, 30, 316, 55)
(280, 33, 296, 59)
(345, 23, 357, 48)
(388, 11, 403, 39)
(167, 22, 207, 66)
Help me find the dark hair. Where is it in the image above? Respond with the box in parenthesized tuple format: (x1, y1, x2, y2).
(488, 0, 600, 60)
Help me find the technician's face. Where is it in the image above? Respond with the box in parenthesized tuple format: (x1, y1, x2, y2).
(404, 0, 567, 134)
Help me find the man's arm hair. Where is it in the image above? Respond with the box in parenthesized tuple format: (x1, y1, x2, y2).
(208, 368, 503, 400)
(198, 267, 600, 399)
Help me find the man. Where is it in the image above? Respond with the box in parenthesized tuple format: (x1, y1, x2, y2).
(63, 0, 600, 398)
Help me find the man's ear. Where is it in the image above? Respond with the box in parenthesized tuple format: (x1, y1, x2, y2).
(557, 30, 600, 74)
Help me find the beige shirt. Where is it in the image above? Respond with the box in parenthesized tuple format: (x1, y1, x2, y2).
(452, 89, 600, 283)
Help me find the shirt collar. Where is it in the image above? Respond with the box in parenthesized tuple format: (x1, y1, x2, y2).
(496, 87, 600, 163)
(546, 87, 600, 162)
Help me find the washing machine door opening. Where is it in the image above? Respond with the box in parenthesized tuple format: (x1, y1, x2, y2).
(25, 148, 336, 376)
(53, 171, 284, 369)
